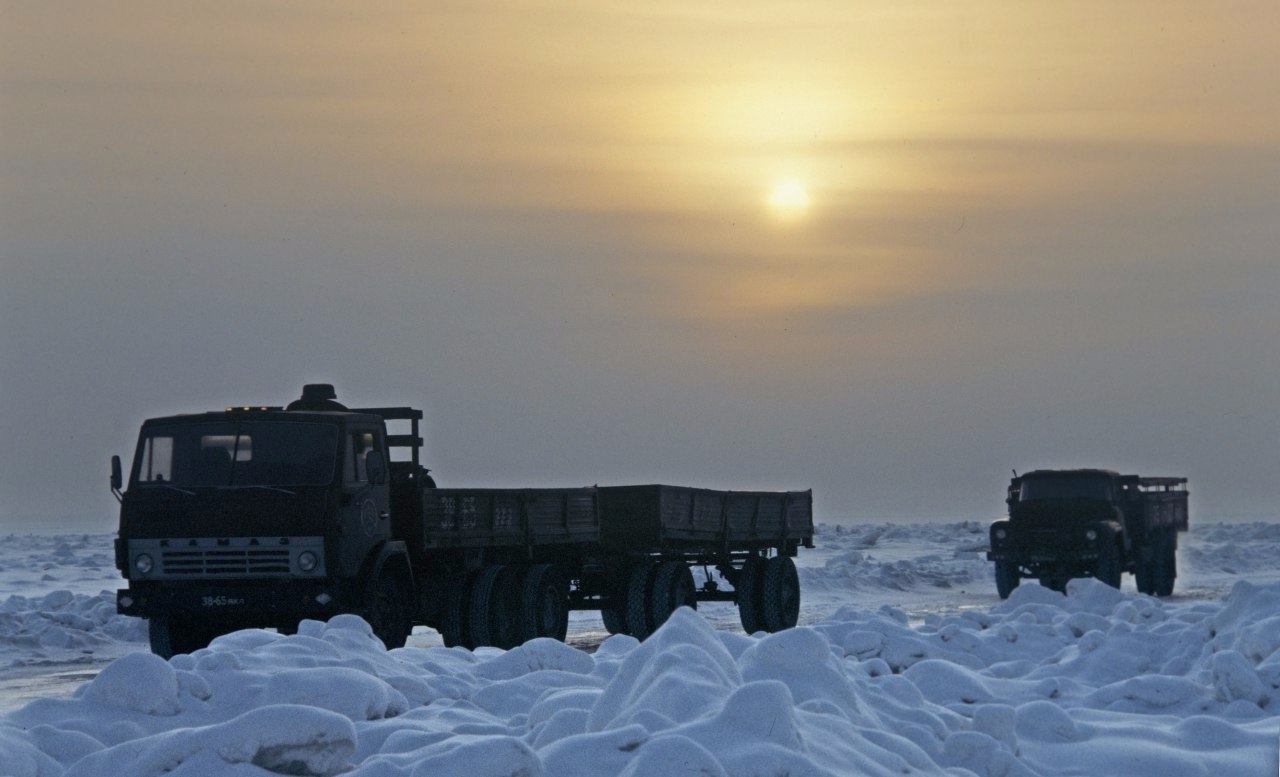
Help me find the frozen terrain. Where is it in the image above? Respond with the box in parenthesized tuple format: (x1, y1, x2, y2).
(2, 520, 1279, 775)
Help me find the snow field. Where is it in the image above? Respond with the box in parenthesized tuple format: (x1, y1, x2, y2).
(3, 520, 1280, 775)
(1, 578, 1279, 775)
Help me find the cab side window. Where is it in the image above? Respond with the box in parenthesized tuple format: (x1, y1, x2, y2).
(137, 435, 174, 483)
(343, 430, 380, 484)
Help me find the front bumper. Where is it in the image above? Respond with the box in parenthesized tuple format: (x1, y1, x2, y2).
(988, 519, 1112, 565)
(117, 578, 355, 622)
(987, 548, 1099, 563)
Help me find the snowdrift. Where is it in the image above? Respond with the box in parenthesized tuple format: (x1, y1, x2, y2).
(4, 577, 1280, 776)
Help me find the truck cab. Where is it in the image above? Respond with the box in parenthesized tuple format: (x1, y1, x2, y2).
(114, 385, 423, 656)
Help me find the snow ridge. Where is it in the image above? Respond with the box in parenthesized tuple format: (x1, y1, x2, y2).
(1, 578, 1278, 776)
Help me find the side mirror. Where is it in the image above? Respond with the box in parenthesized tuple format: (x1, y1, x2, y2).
(110, 455, 123, 503)
(365, 451, 387, 485)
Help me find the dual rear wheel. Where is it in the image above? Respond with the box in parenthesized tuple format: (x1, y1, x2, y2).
(736, 555, 800, 634)
(600, 559, 698, 640)
(441, 563, 569, 650)
(601, 555, 800, 640)
(1135, 530, 1178, 597)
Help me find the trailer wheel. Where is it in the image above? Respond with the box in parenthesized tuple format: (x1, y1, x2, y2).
(760, 555, 800, 632)
(365, 569, 413, 649)
(993, 560, 1020, 599)
(736, 555, 767, 634)
(467, 565, 518, 649)
(623, 562, 657, 639)
(649, 560, 697, 633)
(148, 615, 221, 659)
(518, 564, 569, 643)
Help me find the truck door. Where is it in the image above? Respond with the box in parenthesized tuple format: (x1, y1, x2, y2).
(337, 425, 391, 575)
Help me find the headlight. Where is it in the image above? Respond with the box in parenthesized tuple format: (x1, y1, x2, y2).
(995, 528, 1008, 540)
(297, 551, 319, 573)
(134, 554, 154, 575)
(1085, 529, 1098, 542)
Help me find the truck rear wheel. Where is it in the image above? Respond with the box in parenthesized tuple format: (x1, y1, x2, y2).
(467, 565, 520, 649)
(759, 555, 800, 632)
(736, 556, 766, 634)
(994, 561, 1020, 599)
(439, 574, 468, 648)
(1154, 532, 1177, 597)
(600, 604, 626, 635)
(518, 564, 569, 643)
(649, 560, 696, 633)
(1134, 555, 1156, 595)
(597, 569, 627, 635)
(623, 562, 657, 639)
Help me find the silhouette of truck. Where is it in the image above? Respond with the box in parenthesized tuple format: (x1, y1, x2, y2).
(986, 469, 1188, 599)
(112, 385, 813, 657)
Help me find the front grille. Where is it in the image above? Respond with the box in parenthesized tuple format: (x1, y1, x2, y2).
(128, 536, 324, 579)
(161, 548, 291, 575)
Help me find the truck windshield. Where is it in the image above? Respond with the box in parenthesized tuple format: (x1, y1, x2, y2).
(1019, 476, 1112, 502)
(132, 422, 337, 488)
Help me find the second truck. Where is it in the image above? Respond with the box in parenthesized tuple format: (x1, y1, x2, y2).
(987, 468, 1189, 599)
(112, 385, 814, 657)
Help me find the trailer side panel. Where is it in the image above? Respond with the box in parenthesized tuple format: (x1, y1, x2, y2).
(420, 488, 600, 549)
(598, 485, 813, 549)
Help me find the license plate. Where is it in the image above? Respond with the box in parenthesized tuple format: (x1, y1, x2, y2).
(199, 594, 248, 608)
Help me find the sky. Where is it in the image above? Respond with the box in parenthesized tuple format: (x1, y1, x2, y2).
(2, 1, 1278, 531)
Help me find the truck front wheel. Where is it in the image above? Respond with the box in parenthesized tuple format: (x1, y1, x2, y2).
(365, 570, 413, 650)
(994, 561, 1020, 599)
(148, 615, 220, 659)
(1095, 537, 1123, 590)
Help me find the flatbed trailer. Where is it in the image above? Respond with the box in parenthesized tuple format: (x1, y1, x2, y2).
(411, 485, 813, 645)
(114, 385, 814, 656)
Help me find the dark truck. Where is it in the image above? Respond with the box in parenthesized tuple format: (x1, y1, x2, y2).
(112, 385, 813, 657)
(987, 468, 1188, 599)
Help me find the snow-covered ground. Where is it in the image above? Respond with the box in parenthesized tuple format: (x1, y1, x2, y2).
(2, 520, 1280, 775)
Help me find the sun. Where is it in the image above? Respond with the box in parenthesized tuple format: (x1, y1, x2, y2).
(767, 179, 810, 220)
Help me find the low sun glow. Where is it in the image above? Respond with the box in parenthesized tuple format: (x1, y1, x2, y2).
(768, 179, 811, 220)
